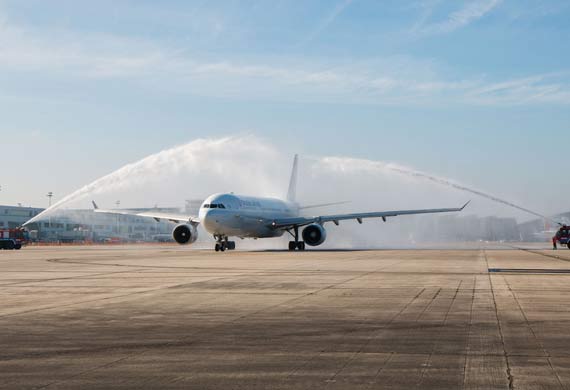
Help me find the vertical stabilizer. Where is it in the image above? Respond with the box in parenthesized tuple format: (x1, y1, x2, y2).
(286, 154, 298, 203)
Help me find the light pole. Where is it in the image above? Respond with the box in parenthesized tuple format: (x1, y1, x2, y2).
(115, 200, 120, 237)
(46, 192, 54, 237)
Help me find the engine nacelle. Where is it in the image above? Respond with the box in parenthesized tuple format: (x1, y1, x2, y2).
(302, 224, 327, 247)
(172, 224, 198, 245)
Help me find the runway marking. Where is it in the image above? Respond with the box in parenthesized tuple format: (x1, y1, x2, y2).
(416, 287, 442, 322)
(0, 258, 292, 318)
(307, 284, 427, 387)
(47, 257, 411, 274)
(33, 354, 136, 390)
(489, 268, 570, 274)
(0, 266, 148, 288)
(506, 246, 570, 263)
(354, 287, 428, 387)
(283, 259, 410, 380)
(323, 249, 482, 384)
(418, 279, 463, 386)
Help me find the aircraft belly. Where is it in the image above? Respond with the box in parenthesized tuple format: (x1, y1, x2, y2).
(205, 213, 283, 238)
(228, 224, 282, 238)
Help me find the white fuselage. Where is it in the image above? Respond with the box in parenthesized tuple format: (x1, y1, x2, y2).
(198, 193, 298, 238)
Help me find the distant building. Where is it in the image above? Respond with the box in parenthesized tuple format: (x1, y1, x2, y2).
(185, 199, 204, 215)
(0, 204, 180, 243)
(394, 213, 521, 243)
(0, 205, 43, 229)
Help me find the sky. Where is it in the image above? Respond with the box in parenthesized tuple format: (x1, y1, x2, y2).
(0, 0, 569, 218)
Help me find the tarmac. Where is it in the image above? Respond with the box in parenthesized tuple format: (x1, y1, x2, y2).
(2, 244, 570, 389)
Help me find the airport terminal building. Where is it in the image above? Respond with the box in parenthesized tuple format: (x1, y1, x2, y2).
(0, 204, 182, 243)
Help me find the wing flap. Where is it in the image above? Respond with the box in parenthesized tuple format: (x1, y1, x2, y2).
(271, 202, 469, 229)
(93, 206, 200, 225)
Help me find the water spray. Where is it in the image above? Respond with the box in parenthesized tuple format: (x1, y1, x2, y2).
(385, 164, 561, 225)
(24, 136, 281, 226)
(24, 135, 559, 232)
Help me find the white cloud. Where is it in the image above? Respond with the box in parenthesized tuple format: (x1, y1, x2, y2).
(414, 0, 502, 35)
(0, 8, 568, 107)
(465, 73, 570, 105)
(301, 0, 354, 44)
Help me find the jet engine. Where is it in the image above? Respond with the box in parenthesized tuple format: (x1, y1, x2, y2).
(172, 224, 198, 245)
(302, 224, 327, 246)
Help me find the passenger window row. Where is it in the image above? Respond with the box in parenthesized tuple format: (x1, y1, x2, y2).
(203, 204, 226, 209)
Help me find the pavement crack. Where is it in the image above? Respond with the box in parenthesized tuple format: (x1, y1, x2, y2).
(503, 275, 565, 389)
(484, 250, 514, 390)
(366, 353, 394, 388)
(462, 275, 476, 388)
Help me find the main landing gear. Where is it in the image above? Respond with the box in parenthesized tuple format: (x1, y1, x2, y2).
(214, 235, 236, 252)
(287, 226, 306, 251)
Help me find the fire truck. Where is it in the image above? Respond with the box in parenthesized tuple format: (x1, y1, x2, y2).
(553, 225, 570, 250)
(0, 228, 29, 250)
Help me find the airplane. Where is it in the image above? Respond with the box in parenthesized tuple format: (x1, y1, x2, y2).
(92, 155, 469, 252)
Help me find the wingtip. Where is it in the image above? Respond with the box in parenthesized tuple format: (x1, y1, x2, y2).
(92, 200, 98, 210)
(461, 200, 471, 211)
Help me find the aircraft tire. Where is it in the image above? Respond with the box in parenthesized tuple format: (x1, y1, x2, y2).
(288, 241, 296, 251)
(297, 242, 306, 251)
(215, 243, 220, 252)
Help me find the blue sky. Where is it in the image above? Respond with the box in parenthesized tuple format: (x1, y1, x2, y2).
(0, 0, 569, 215)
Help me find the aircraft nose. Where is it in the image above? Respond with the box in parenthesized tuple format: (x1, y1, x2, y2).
(201, 209, 218, 233)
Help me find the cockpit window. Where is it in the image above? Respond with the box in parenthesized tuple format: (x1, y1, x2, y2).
(203, 203, 226, 209)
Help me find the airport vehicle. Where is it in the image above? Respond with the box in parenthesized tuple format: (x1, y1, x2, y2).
(92, 155, 468, 252)
(0, 228, 29, 250)
(552, 225, 570, 249)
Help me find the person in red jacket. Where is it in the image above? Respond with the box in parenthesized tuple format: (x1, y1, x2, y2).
(553, 236, 558, 250)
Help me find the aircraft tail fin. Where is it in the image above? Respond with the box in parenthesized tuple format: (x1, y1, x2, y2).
(286, 154, 298, 203)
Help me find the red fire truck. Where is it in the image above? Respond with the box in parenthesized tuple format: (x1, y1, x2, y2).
(553, 225, 570, 250)
(0, 228, 29, 250)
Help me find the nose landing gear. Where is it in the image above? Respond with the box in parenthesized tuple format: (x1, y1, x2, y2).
(214, 235, 236, 252)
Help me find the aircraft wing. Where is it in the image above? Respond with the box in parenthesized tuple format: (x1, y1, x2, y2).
(270, 202, 470, 229)
(92, 201, 199, 225)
